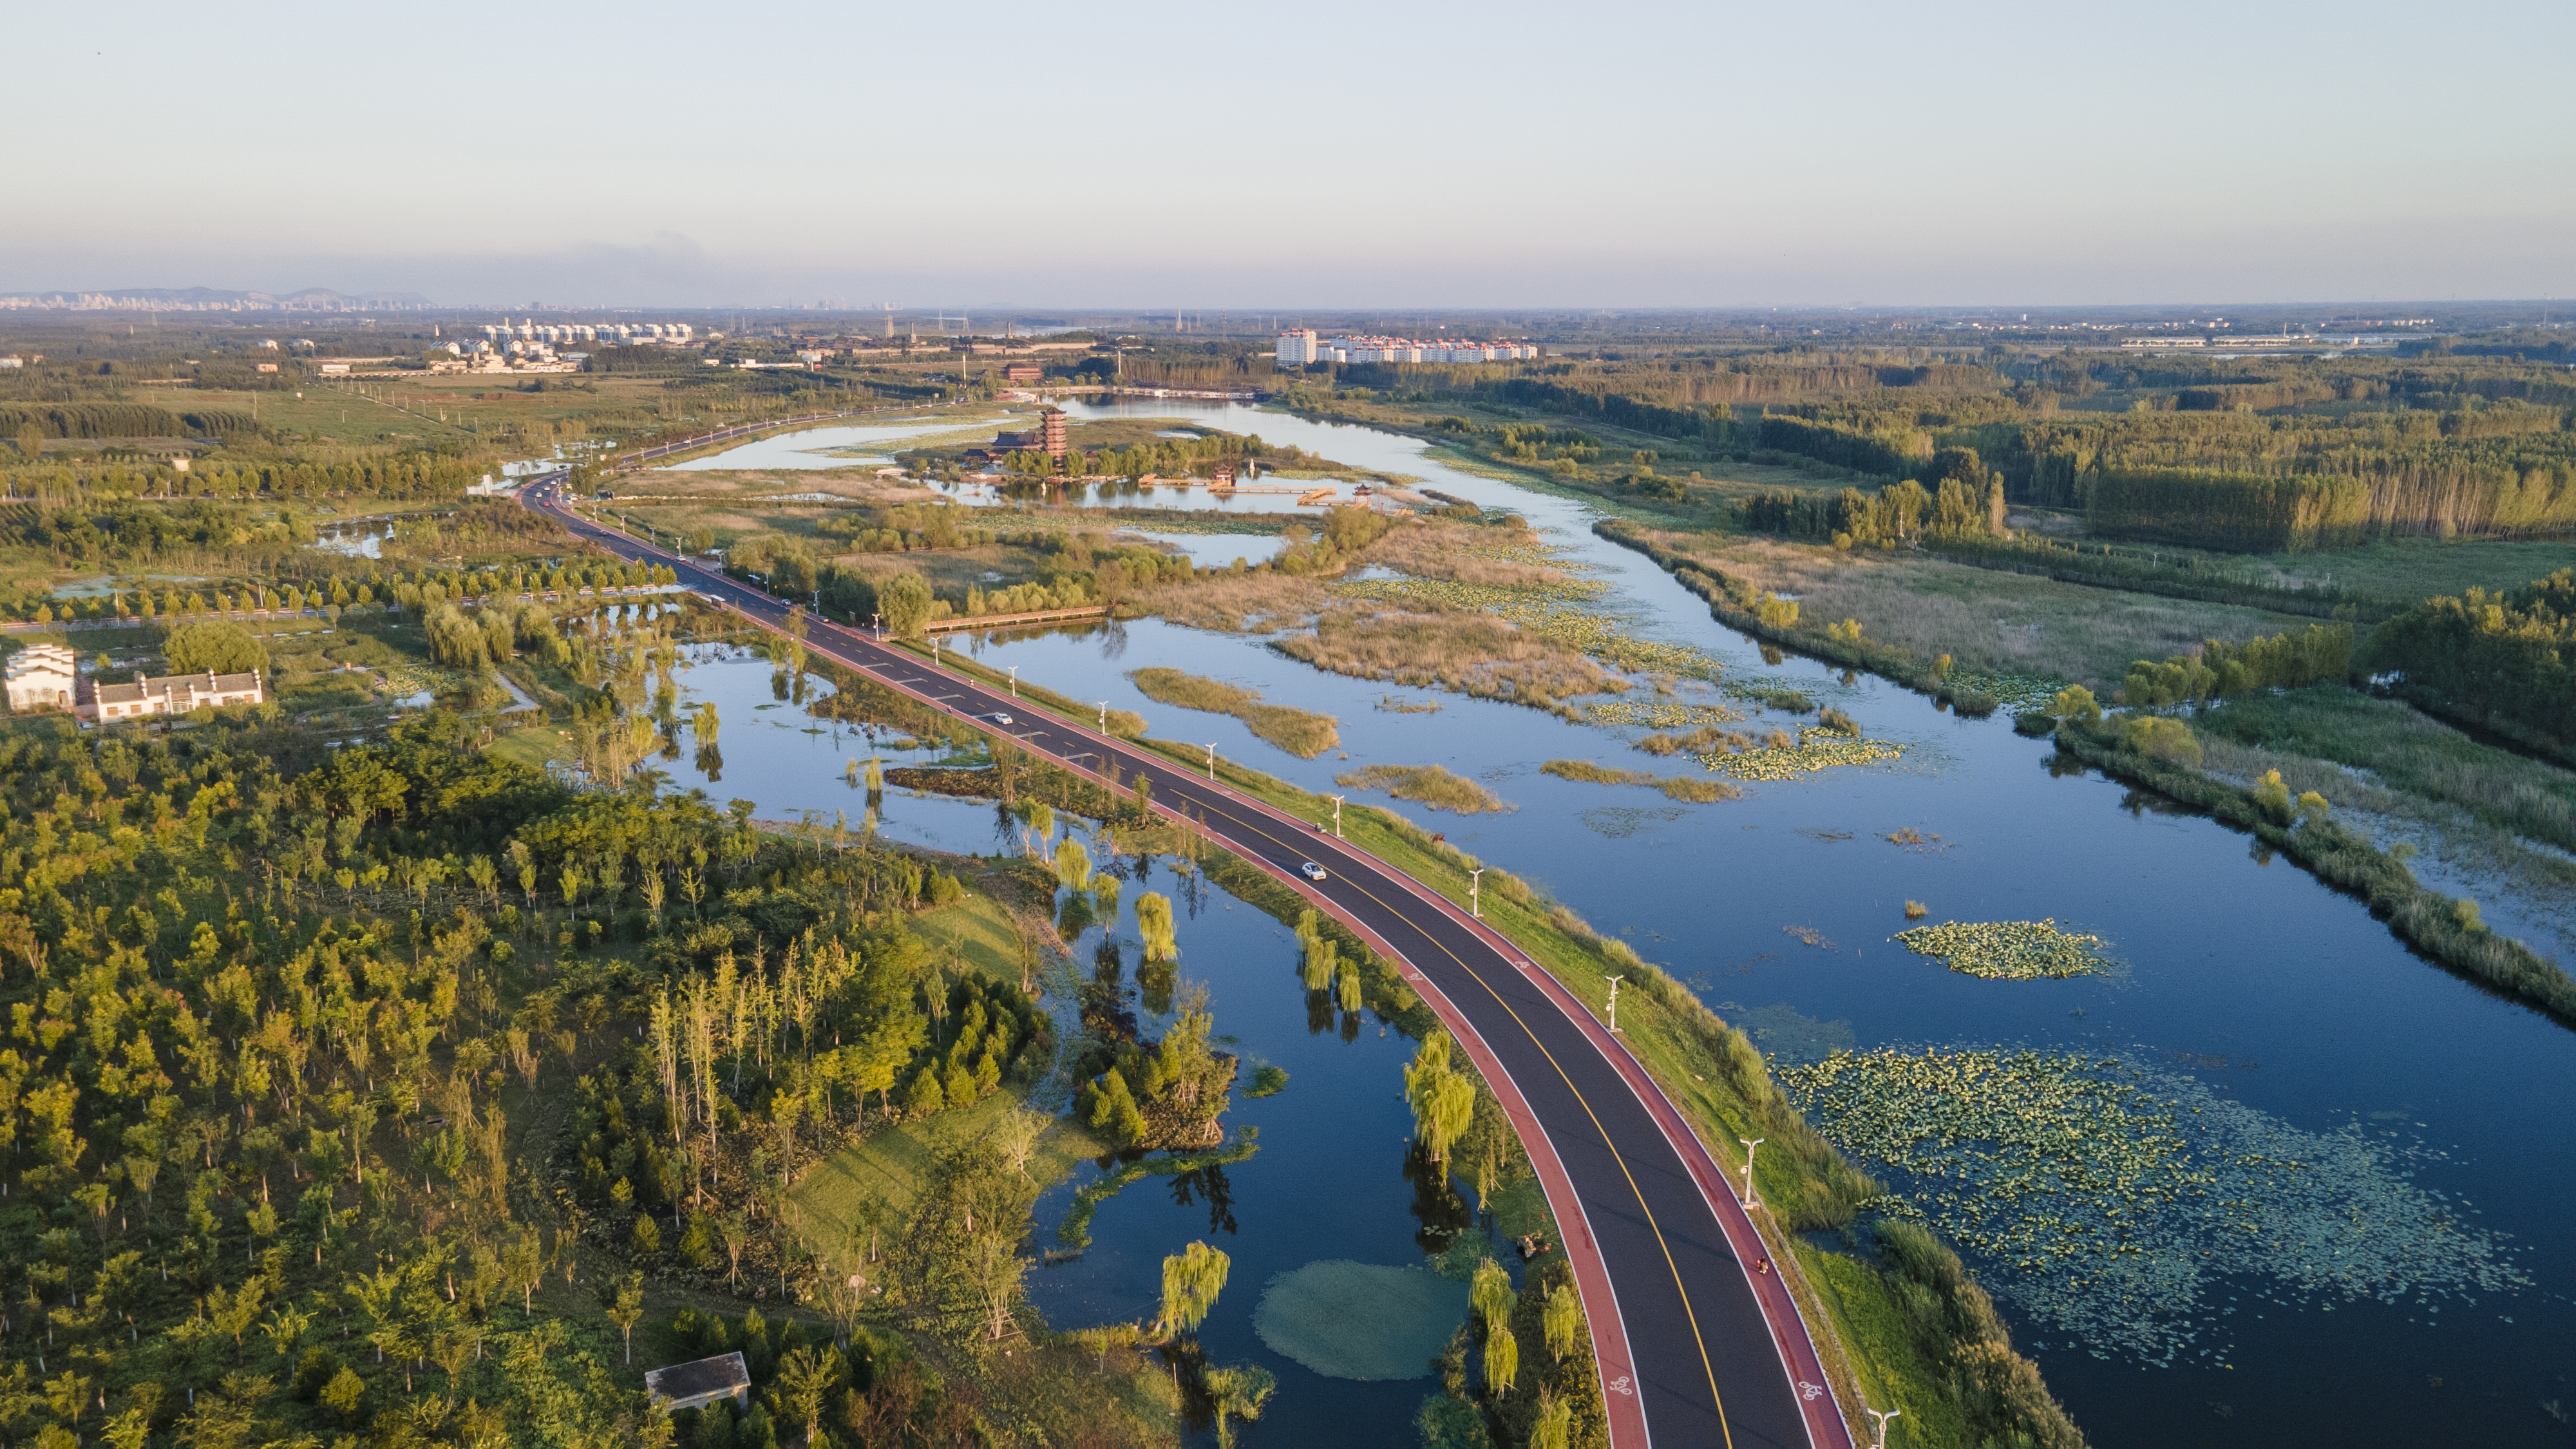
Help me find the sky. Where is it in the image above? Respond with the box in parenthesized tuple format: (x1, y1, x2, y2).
(10, 0, 2573, 309)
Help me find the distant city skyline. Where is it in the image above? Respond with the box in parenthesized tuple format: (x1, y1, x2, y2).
(12, 0, 2570, 308)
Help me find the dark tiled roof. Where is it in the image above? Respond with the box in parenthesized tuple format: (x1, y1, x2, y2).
(644, 1350, 750, 1404)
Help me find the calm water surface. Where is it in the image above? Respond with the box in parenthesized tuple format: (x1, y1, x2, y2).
(672, 405, 2576, 1448)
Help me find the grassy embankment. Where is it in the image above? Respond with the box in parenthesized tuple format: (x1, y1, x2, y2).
(912, 640, 2087, 1449)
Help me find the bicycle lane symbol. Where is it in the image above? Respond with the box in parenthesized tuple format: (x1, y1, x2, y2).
(1607, 1376, 1634, 1396)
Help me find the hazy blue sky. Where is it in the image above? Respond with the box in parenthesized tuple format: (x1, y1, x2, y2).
(12, 0, 2571, 308)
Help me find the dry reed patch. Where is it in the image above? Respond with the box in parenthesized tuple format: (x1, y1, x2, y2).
(1126, 666, 1340, 758)
(1133, 573, 1326, 632)
(1365, 519, 1577, 587)
(1651, 531, 2317, 690)
(1274, 607, 1620, 710)
(1334, 764, 1513, 814)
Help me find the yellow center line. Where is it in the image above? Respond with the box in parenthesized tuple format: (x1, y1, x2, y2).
(1189, 793, 1734, 1449)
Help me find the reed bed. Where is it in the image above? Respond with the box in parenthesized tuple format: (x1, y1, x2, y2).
(1126, 665, 1340, 758)
(1540, 758, 1743, 803)
(1332, 764, 1514, 814)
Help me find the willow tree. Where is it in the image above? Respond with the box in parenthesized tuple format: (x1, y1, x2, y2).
(1405, 1032, 1477, 1163)
(1053, 837, 1092, 893)
(1136, 892, 1180, 963)
(1159, 1240, 1231, 1340)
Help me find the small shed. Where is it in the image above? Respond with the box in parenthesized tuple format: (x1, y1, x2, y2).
(644, 1351, 751, 1414)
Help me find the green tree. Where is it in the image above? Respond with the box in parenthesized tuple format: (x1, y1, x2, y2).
(1135, 892, 1180, 963)
(1158, 1240, 1230, 1339)
(879, 571, 934, 637)
(607, 1272, 645, 1363)
(162, 620, 271, 676)
(1202, 1363, 1276, 1448)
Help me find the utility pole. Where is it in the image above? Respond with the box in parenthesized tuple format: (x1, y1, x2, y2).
(1328, 795, 1344, 838)
(1469, 868, 1484, 919)
(1604, 974, 1623, 1032)
(1866, 1407, 1901, 1449)
(1738, 1139, 1764, 1209)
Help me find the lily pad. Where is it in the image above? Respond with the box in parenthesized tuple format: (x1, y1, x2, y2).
(1253, 1260, 1468, 1380)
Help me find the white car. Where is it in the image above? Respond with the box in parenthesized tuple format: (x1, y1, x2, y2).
(986, 711, 1015, 726)
(1301, 862, 1328, 882)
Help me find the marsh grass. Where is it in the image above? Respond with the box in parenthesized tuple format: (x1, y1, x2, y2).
(1275, 609, 1618, 714)
(1334, 764, 1514, 815)
(1133, 573, 1324, 633)
(1628, 526, 2322, 692)
(1126, 666, 1340, 758)
(2199, 687, 2576, 855)
(1540, 758, 1743, 803)
(1363, 518, 1578, 588)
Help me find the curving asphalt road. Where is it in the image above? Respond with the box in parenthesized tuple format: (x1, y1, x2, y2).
(524, 469, 1856, 1449)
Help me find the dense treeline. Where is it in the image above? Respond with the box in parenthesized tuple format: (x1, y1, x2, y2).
(2367, 569, 2576, 760)
(2117, 625, 2354, 706)
(0, 402, 265, 442)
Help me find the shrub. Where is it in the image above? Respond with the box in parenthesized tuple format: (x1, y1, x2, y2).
(2120, 715, 2202, 766)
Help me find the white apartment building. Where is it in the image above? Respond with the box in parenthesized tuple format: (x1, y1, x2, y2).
(3, 643, 77, 712)
(1278, 331, 1537, 366)
(88, 668, 265, 723)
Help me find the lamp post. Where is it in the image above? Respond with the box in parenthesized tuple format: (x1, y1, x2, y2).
(1604, 974, 1623, 1032)
(871, 612, 882, 639)
(1205, 743, 1217, 779)
(1097, 701, 1108, 733)
(1469, 867, 1484, 919)
(1328, 795, 1344, 838)
(1866, 1407, 1901, 1449)
(1738, 1139, 1764, 1209)
(1008, 666, 1018, 698)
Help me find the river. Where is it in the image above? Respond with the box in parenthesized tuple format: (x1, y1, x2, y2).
(651, 400, 2576, 1448)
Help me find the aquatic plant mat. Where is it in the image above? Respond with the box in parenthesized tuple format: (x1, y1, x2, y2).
(1780, 1048, 2528, 1366)
(1893, 920, 2116, 980)
(1253, 1260, 1470, 1380)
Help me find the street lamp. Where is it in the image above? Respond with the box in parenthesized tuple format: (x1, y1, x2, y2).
(1328, 795, 1344, 838)
(1469, 867, 1484, 919)
(1205, 743, 1217, 779)
(1604, 974, 1623, 1032)
(871, 612, 882, 638)
(1738, 1139, 1764, 1209)
(1008, 666, 1018, 698)
(1865, 1407, 1901, 1449)
(1097, 701, 1108, 733)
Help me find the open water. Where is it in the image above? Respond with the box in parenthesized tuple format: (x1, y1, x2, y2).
(650, 403, 2576, 1448)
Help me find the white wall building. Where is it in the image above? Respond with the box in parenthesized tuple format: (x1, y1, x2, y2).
(1278, 331, 1535, 367)
(3, 643, 77, 713)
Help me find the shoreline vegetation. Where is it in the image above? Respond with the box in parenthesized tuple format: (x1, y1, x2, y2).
(902, 638, 2089, 1449)
(1124, 665, 1340, 758)
(2048, 716, 2576, 1024)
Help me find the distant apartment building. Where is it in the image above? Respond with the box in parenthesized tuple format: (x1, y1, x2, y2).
(4, 643, 77, 712)
(85, 667, 266, 723)
(1277, 330, 1537, 366)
